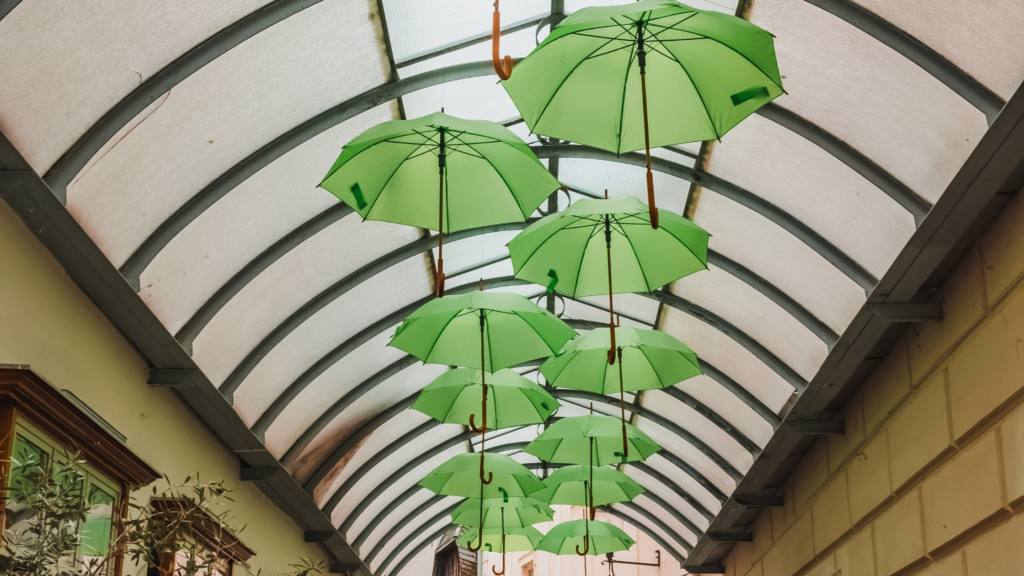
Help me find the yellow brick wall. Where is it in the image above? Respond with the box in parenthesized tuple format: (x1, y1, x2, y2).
(724, 190, 1024, 576)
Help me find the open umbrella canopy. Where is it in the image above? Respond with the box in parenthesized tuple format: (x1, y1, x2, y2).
(501, 0, 783, 154)
(389, 291, 577, 371)
(541, 326, 701, 394)
(524, 415, 661, 466)
(419, 453, 545, 498)
(319, 112, 558, 233)
(452, 497, 555, 528)
(536, 519, 635, 556)
(529, 465, 645, 507)
(457, 525, 544, 552)
(413, 368, 560, 430)
(507, 197, 709, 298)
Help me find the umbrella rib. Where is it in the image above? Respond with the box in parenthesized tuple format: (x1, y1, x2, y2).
(531, 31, 627, 133)
(654, 42, 720, 139)
(419, 311, 464, 365)
(509, 216, 581, 283)
(657, 27, 785, 93)
(611, 214, 655, 292)
(614, 15, 642, 154)
(463, 141, 536, 220)
(361, 138, 426, 221)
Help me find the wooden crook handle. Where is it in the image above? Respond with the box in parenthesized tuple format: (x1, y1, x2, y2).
(492, 0, 513, 80)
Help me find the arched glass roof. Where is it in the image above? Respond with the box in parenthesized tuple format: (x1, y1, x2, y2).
(1, 0, 1021, 572)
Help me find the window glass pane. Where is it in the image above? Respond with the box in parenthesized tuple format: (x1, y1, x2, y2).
(80, 484, 116, 558)
(558, 158, 691, 215)
(398, 27, 539, 76)
(402, 76, 520, 123)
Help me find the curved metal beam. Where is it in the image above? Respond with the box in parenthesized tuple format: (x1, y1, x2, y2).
(384, 523, 452, 576)
(629, 461, 714, 522)
(551, 390, 746, 480)
(615, 500, 694, 552)
(218, 224, 527, 398)
(535, 145, 877, 292)
(644, 288, 808, 393)
(365, 497, 459, 567)
(758, 103, 930, 224)
(701, 360, 780, 427)
(336, 430, 475, 536)
(43, 0, 331, 198)
(0, 0, 22, 22)
(599, 506, 687, 566)
(657, 449, 728, 504)
(281, 355, 420, 465)
(115, 60, 489, 286)
(800, 0, 1004, 122)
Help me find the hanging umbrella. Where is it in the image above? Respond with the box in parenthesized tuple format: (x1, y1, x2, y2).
(529, 465, 645, 508)
(451, 497, 554, 528)
(502, 0, 783, 226)
(507, 196, 708, 365)
(392, 290, 576, 479)
(319, 112, 560, 296)
(420, 453, 545, 552)
(536, 519, 634, 556)
(524, 414, 660, 466)
(413, 368, 560, 430)
(541, 326, 700, 455)
(458, 524, 544, 575)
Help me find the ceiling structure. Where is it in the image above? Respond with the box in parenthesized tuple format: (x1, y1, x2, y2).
(1, 0, 1023, 574)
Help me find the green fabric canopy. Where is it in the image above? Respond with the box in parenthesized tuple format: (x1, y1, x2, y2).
(541, 326, 701, 394)
(524, 414, 661, 466)
(529, 465, 645, 507)
(536, 519, 635, 556)
(389, 291, 577, 372)
(451, 497, 554, 528)
(457, 525, 544, 553)
(502, 0, 784, 154)
(419, 453, 544, 499)
(319, 112, 558, 233)
(507, 197, 709, 298)
(413, 368, 559, 430)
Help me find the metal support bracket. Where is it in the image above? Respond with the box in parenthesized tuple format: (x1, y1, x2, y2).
(305, 531, 335, 543)
(733, 495, 784, 507)
(239, 467, 279, 481)
(706, 532, 754, 542)
(788, 420, 846, 435)
(866, 303, 944, 322)
(681, 563, 726, 574)
(602, 550, 660, 567)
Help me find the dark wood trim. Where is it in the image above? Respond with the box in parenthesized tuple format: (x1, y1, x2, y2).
(0, 368, 159, 487)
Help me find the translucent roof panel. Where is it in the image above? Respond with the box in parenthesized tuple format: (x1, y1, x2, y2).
(624, 466, 708, 532)
(635, 419, 736, 495)
(356, 488, 438, 557)
(579, 293, 661, 326)
(140, 106, 395, 334)
(286, 351, 446, 484)
(557, 158, 691, 215)
(402, 76, 520, 123)
(748, 0, 987, 201)
(692, 191, 865, 335)
(398, 26, 539, 77)
(674, 375, 774, 448)
(706, 113, 917, 278)
(568, 0, 737, 15)
(65, 0, 391, 267)
(851, 0, 1024, 99)
(672, 265, 828, 382)
(192, 228, 423, 387)
(642, 453, 723, 515)
(383, 0, 548, 63)
(641, 389, 753, 473)
(0, 0, 275, 172)
(373, 513, 453, 574)
(660, 306, 791, 414)
(610, 501, 694, 556)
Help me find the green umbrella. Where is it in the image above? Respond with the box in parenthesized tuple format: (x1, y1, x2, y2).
(524, 415, 661, 466)
(456, 525, 543, 552)
(530, 465, 645, 508)
(507, 196, 707, 365)
(536, 519, 634, 556)
(413, 368, 560, 430)
(502, 0, 783, 225)
(319, 112, 559, 296)
(451, 497, 554, 528)
(391, 290, 576, 472)
(541, 326, 700, 455)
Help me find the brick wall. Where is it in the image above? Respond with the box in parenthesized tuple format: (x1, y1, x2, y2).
(723, 190, 1024, 576)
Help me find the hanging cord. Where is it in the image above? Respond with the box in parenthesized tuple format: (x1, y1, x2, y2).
(636, 19, 659, 229)
(467, 480, 484, 551)
(436, 127, 447, 296)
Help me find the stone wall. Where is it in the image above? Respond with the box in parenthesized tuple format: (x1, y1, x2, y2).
(724, 189, 1024, 576)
